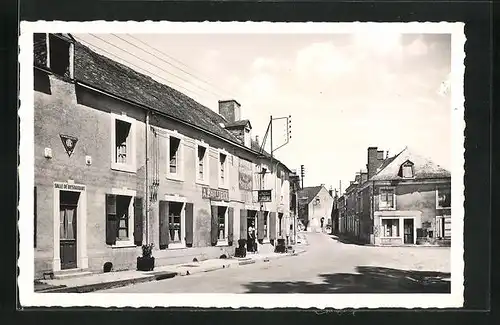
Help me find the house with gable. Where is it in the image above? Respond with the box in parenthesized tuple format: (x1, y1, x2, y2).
(32, 33, 293, 279)
(342, 146, 451, 246)
(298, 185, 334, 232)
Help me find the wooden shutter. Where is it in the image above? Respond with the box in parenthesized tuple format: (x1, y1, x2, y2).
(210, 205, 219, 246)
(185, 202, 194, 247)
(257, 211, 265, 240)
(133, 197, 143, 246)
(240, 209, 247, 240)
(269, 212, 277, 240)
(34, 186, 37, 248)
(227, 207, 234, 246)
(105, 194, 117, 245)
(159, 201, 169, 249)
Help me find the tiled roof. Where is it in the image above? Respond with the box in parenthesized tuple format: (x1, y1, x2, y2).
(72, 42, 242, 144)
(298, 186, 323, 205)
(33, 36, 294, 172)
(371, 147, 451, 181)
(224, 119, 251, 129)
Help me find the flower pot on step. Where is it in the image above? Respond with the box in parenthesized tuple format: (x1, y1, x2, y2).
(137, 256, 155, 271)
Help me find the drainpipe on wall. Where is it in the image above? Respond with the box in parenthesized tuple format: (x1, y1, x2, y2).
(145, 111, 150, 245)
(371, 180, 375, 244)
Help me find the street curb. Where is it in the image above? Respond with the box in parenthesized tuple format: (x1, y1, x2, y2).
(36, 271, 177, 293)
(36, 250, 307, 293)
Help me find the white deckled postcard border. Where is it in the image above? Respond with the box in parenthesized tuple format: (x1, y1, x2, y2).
(18, 21, 465, 309)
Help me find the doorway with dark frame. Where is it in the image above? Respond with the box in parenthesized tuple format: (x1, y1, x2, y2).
(246, 210, 257, 252)
(278, 212, 283, 237)
(404, 218, 414, 244)
(59, 190, 80, 270)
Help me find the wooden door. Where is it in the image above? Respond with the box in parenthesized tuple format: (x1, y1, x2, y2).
(60, 191, 79, 270)
(404, 219, 414, 244)
(159, 201, 169, 250)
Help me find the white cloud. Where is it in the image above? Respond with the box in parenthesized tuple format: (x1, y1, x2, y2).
(241, 72, 276, 97)
(295, 42, 353, 80)
(406, 37, 428, 56)
(352, 30, 402, 57)
(251, 57, 278, 72)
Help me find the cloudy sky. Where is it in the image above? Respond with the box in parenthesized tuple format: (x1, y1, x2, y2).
(74, 31, 451, 192)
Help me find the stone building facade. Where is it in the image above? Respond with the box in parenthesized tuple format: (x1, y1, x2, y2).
(337, 146, 451, 246)
(298, 185, 334, 233)
(33, 33, 292, 279)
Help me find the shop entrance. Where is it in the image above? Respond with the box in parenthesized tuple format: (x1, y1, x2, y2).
(404, 219, 415, 244)
(59, 191, 80, 270)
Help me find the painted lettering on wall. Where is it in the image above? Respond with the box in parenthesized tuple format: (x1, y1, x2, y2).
(238, 158, 253, 191)
(54, 182, 86, 191)
(202, 187, 229, 201)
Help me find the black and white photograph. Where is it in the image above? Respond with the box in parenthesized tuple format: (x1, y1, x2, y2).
(18, 22, 465, 308)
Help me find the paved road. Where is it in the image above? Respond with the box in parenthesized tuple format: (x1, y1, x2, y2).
(100, 232, 451, 293)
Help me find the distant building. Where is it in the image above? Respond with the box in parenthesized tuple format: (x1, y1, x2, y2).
(298, 185, 334, 232)
(339, 146, 451, 246)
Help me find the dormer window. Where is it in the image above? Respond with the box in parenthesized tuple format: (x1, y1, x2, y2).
(34, 33, 73, 79)
(399, 160, 414, 178)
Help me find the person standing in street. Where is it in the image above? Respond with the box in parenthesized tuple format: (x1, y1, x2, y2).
(247, 221, 257, 253)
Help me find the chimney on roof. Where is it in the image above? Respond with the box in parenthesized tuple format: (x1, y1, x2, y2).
(377, 150, 384, 160)
(367, 147, 384, 180)
(255, 135, 260, 146)
(218, 99, 241, 123)
(386, 150, 389, 159)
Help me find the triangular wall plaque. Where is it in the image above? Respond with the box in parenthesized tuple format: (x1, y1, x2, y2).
(60, 134, 78, 157)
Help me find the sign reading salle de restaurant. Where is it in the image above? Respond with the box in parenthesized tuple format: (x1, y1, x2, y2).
(202, 187, 229, 201)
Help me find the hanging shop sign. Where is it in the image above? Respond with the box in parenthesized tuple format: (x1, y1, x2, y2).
(60, 134, 78, 157)
(202, 187, 229, 201)
(258, 190, 272, 203)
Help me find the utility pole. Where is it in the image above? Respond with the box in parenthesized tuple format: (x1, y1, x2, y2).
(258, 114, 292, 243)
(300, 164, 305, 189)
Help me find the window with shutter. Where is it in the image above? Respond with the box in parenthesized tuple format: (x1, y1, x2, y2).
(185, 203, 194, 247)
(379, 188, 395, 209)
(134, 197, 143, 246)
(227, 208, 234, 246)
(111, 113, 136, 173)
(105, 194, 117, 245)
(106, 193, 134, 246)
(240, 209, 248, 240)
(168, 136, 181, 176)
(196, 142, 210, 185)
(211, 206, 219, 246)
(34, 186, 37, 248)
(436, 187, 451, 209)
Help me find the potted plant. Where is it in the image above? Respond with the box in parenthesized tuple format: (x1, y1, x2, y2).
(235, 239, 247, 258)
(275, 238, 287, 253)
(137, 243, 155, 271)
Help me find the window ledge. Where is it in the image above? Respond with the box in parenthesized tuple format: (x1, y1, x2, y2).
(218, 184, 229, 190)
(167, 243, 187, 250)
(379, 207, 396, 211)
(166, 174, 184, 182)
(196, 180, 210, 186)
(216, 240, 229, 247)
(111, 241, 136, 249)
(437, 207, 452, 210)
(111, 163, 136, 173)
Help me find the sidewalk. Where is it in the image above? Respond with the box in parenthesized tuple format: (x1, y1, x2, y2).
(35, 245, 308, 293)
